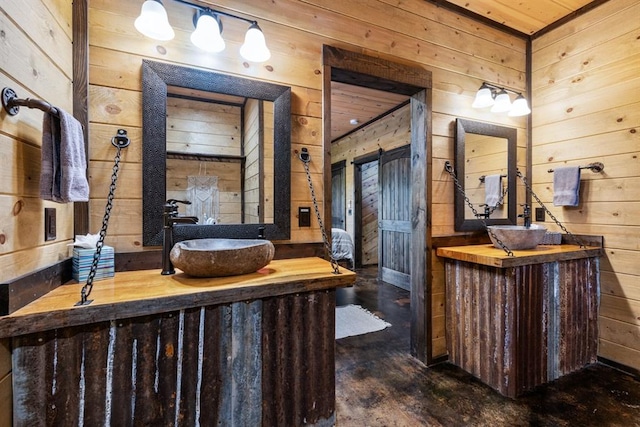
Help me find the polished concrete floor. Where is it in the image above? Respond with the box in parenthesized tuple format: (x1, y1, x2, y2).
(334, 266, 640, 426)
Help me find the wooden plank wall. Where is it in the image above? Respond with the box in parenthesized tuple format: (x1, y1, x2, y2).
(87, 0, 526, 358)
(87, 0, 526, 252)
(531, 0, 640, 370)
(0, 1, 74, 424)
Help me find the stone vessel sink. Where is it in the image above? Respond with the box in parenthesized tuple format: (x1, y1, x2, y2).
(170, 238, 275, 277)
(487, 224, 547, 250)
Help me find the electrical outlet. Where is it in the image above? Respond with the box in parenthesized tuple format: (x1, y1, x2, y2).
(298, 207, 311, 227)
(535, 207, 545, 222)
(45, 208, 56, 241)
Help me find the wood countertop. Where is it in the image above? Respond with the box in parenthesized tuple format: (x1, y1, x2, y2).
(436, 244, 603, 268)
(0, 257, 355, 339)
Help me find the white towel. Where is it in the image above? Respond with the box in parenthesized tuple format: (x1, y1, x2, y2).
(484, 174, 502, 207)
(40, 109, 90, 203)
(553, 166, 581, 206)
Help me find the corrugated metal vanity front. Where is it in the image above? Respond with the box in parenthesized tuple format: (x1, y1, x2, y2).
(0, 257, 355, 426)
(437, 243, 603, 398)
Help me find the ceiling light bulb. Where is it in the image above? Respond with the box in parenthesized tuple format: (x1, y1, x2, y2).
(134, 0, 175, 41)
(472, 84, 494, 108)
(240, 23, 271, 62)
(490, 90, 511, 113)
(508, 94, 531, 116)
(191, 12, 225, 53)
(350, 118, 359, 125)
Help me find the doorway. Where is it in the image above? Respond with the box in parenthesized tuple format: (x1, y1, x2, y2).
(323, 45, 433, 363)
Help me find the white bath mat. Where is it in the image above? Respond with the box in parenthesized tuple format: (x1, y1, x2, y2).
(335, 304, 391, 340)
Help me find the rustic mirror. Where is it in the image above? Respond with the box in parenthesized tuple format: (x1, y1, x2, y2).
(454, 118, 517, 231)
(142, 60, 291, 246)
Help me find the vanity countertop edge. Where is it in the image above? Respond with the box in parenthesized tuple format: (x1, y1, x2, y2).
(0, 257, 355, 339)
(436, 244, 603, 268)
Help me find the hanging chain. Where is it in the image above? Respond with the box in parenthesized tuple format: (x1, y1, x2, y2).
(444, 161, 514, 256)
(77, 130, 130, 306)
(516, 170, 586, 248)
(298, 148, 341, 274)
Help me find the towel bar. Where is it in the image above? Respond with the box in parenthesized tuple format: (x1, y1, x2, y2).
(479, 173, 507, 183)
(1, 87, 59, 117)
(547, 162, 604, 173)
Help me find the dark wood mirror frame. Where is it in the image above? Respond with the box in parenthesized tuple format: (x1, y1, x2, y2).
(142, 60, 291, 246)
(454, 118, 517, 231)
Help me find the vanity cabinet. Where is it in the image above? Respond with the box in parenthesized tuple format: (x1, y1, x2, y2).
(437, 244, 602, 398)
(0, 257, 355, 426)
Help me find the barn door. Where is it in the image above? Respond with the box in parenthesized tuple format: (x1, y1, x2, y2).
(378, 145, 411, 291)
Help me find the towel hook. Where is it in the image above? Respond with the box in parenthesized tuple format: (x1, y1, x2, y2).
(1, 87, 59, 117)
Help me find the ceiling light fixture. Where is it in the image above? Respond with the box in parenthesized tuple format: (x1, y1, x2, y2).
(471, 82, 531, 116)
(135, 0, 271, 62)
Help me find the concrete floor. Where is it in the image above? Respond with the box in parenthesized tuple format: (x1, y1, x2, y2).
(334, 266, 640, 426)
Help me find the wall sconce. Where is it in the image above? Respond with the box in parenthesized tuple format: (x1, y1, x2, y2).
(472, 82, 531, 116)
(135, 0, 271, 62)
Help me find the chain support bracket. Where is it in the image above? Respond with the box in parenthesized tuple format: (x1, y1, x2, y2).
(444, 161, 514, 257)
(298, 147, 341, 274)
(76, 129, 130, 306)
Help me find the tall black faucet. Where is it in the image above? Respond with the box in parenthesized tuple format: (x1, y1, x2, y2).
(519, 204, 532, 228)
(162, 199, 198, 275)
(477, 204, 492, 219)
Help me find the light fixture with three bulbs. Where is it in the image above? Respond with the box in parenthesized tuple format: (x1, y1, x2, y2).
(134, 0, 271, 62)
(471, 82, 531, 117)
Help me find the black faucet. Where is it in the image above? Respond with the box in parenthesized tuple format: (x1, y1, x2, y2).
(519, 204, 532, 228)
(476, 204, 492, 219)
(162, 199, 198, 275)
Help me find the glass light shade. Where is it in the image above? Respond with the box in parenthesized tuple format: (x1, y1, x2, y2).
(472, 85, 494, 108)
(508, 94, 531, 116)
(191, 13, 225, 53)
(240, 23, 271, 62)
(134, 0, 175, 41)
(490, 90, 512, 113)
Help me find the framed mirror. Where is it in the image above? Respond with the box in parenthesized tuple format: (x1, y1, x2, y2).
(142, 60, 291, 246)
(454, 118, 517, 231)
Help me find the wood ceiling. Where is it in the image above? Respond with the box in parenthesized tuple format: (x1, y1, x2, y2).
(330, 0, 601, 141)
(439, 0, 597, 36)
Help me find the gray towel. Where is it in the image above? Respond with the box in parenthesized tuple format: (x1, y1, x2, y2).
(553, 166, 580, 206)
(40, 109, 90, 202)
(484, 174, 502, 207)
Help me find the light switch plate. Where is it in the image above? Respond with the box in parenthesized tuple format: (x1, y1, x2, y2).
(535, 207, 545, 222)
(45, 208, 56, 241)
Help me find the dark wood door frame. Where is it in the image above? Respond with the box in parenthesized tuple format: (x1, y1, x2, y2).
(323, 45, 433, 364)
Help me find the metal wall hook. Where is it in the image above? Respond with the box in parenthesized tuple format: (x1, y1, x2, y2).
(111, 129, 131, 148)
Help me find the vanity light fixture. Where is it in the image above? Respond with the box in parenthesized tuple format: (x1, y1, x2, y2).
(134, 0, 175, 41)
(190, 10, 225, 53)
(135, 0, 271, 62)
(472, 82, 531, 116)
